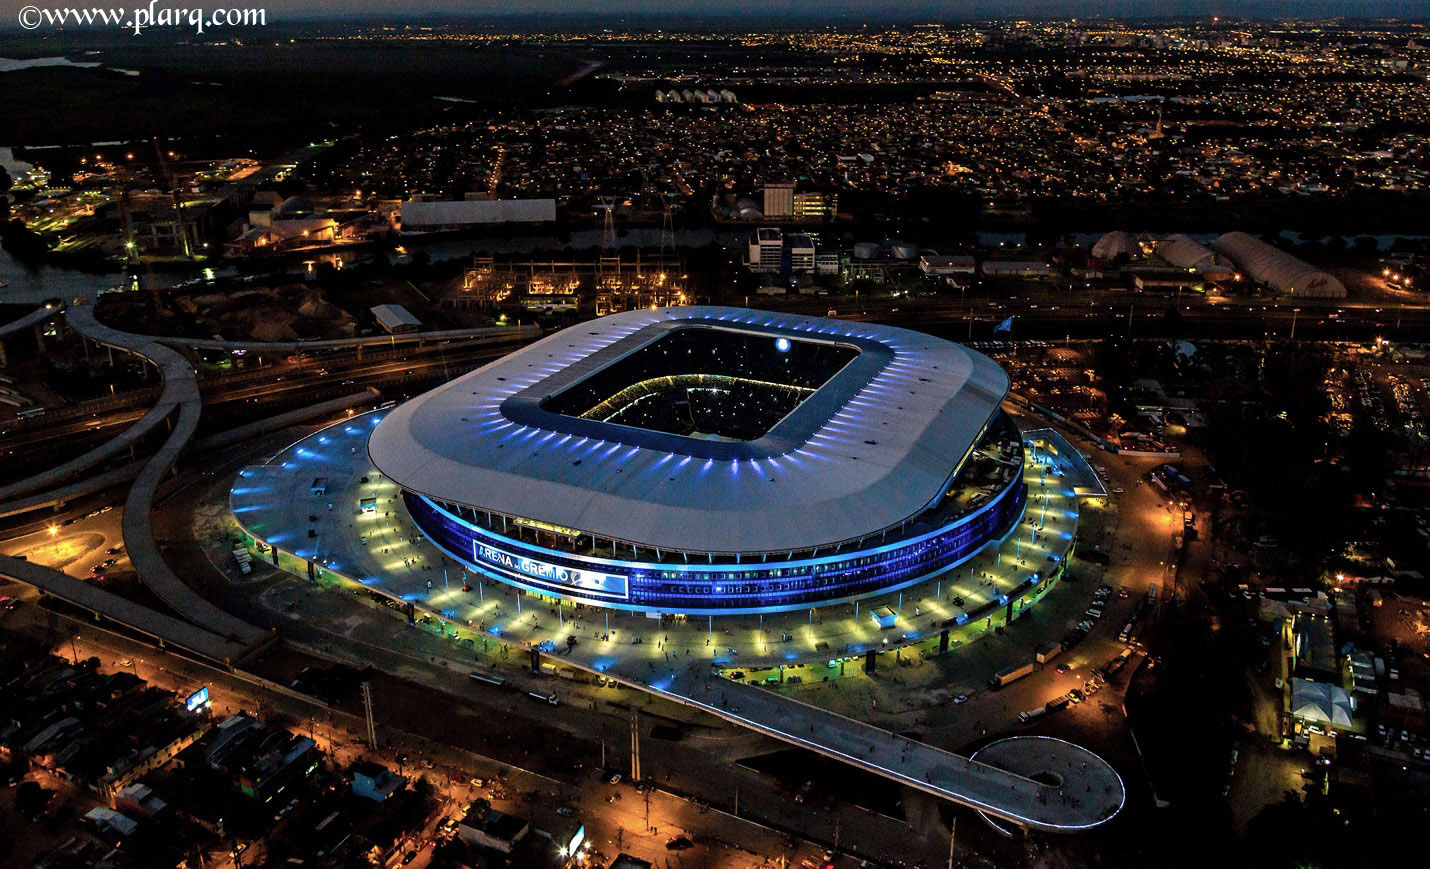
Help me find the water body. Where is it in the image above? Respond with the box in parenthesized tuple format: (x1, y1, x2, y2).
(0, 146, 34, 177)
(0, 226, 739, 306)
(398, 226, 740, 265)
(0, 55, 139, 76)
(984, 230, 1430, 250)
(0, 247, 118, 305)
(9, 218, 1419, 310)
(0, 56, 101, 73)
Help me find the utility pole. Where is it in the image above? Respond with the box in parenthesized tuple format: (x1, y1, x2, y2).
(629, 706, 641, 782)
(947, 817, 957, 869)
(361, 682, 377, 750)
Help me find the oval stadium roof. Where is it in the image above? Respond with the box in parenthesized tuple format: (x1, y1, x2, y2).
(369, 307, 1010, 555)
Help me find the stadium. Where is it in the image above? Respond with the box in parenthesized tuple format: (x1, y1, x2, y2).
(368, 307, 1028, 615)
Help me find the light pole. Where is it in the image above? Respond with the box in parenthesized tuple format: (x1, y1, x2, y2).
(946, 817, 957, 869)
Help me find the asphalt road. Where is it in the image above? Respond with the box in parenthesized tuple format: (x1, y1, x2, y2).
(0, 341, 517, 469)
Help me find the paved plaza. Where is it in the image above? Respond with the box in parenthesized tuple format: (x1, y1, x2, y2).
(228, 409, 1126, 831)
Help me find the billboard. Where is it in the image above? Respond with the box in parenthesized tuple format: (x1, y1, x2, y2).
(185, 686, 210, 712)
(474, 542, 628, 599)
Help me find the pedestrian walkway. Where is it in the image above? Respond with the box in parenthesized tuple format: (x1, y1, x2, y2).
(228, 409, 1127, 831)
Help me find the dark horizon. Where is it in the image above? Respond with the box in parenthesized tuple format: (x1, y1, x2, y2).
(5, 0, 1430, 30)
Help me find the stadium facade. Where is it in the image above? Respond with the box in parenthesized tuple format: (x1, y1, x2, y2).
(369, 307, 1028, 615)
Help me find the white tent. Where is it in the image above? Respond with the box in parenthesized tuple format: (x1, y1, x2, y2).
(1091, 231, 1138, 261)
(1212, 232, 1347, 298)
(1291, 678, 1354, 727)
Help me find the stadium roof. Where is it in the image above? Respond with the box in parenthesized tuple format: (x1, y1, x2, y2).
(369, 307, 1010, 555)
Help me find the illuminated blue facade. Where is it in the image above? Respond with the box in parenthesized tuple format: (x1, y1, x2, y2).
(403, 465, 1026, 615)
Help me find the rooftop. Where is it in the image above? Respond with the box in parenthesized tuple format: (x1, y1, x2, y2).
(368, 307, 1009, 555)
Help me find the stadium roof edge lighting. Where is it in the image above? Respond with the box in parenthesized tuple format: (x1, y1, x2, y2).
(369, 307, 1010, 557)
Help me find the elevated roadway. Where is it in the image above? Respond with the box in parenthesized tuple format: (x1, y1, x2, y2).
(152, 323, 539, 353)
(1, 312, 538, 503)
(0, 555, 268, 664)
(0, 301, 61, 338)
(0, 389, 383, 520)
(644, 669, 1125, 833)
(0, 304, 198, 503)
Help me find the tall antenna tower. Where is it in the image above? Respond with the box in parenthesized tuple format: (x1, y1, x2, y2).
(361, 681, 377, 750)
(660, 199, 676, 265)
(599, 198, 618, 253)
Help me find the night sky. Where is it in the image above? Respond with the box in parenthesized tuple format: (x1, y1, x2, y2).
(3, 0, 1430, 23)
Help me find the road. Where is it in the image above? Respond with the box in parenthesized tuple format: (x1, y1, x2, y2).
(0, 300, 1229, 863)
(758, 286, 1430, 343)
(0, 576, 842, 869)
(0, 342, 518, 470)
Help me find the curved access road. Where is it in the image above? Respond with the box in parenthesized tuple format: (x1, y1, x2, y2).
(0, 555, 260, 665)
(55, 305, 272, 644)
(152, 323, 539, 353)
(0, 304, 198, 504)
(0, 301, 61, 338)
(0, 314, 538, 504)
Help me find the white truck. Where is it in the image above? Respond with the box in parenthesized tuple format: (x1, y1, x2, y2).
(1036, 640, 1064, 664)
